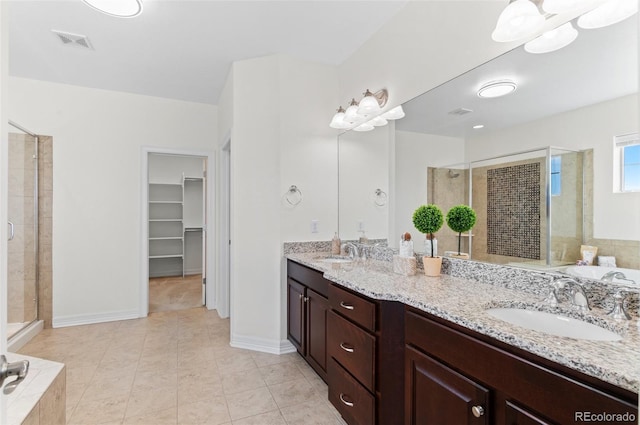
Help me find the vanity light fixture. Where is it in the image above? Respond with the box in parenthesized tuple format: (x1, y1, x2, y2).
(329, 106, 350, 129)
(353, 122, 375, 132)
(82, 0, 143, 17)
(381, 105, 405, 120)
(577, 0, 638, 29)
(524, 22, 579, 54)
(477, 80, 518, 98)
(330, 88, 397, 130)
(491, 0, 545, 42)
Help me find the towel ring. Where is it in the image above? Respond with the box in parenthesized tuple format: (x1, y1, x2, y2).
(373, 188, 387, 206)
(285, 185, 303, 206)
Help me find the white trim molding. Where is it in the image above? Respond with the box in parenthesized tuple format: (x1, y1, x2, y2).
(53, 309, 140, 328)
(230, 333, 296, 355)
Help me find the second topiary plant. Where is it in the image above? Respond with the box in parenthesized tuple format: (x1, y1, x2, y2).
(413, 204, 444, 276)
(446, 205, 477, 257)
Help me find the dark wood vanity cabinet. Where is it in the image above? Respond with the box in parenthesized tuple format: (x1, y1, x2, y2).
(405, 306, 638, 425)
(286, 260, 329, 381)
(327, 283, 405, 425)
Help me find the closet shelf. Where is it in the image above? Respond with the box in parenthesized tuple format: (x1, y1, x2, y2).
(149, 219, 183, 222)
(149, 182, 182, 186)
(149, 237, 183, 241)
(149, 201, 183, 204)
(149, 254, 184, 259)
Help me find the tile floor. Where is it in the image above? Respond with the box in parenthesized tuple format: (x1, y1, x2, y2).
(18, 307, 346, 425)
(149, 275, 203, 313)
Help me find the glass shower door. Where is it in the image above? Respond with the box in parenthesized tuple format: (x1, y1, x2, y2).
(7, 132, 38, 340)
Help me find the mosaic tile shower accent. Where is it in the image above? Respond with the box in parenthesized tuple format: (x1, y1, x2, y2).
(487, 163, 540, 260)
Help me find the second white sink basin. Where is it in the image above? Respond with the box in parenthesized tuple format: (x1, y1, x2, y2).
(486, 308, 622, 342)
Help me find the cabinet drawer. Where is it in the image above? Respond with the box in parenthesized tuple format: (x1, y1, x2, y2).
(287, 260, 328, 298)
(329, 359, 375, 425)
(328, 311, 376, 391)
(329, 284, 376, 332)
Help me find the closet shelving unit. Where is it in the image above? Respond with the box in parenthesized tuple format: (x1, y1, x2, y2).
(148, 182, 185, 277)
(148, 174, 204, 278)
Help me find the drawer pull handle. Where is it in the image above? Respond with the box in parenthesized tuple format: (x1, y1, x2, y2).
(472, 405, 485, 418)
(339, 302, 355, 310)
(339, 343, 354, 353)
(339, 393, 354, 407)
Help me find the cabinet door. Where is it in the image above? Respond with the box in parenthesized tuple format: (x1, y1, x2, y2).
(287, 279, 305, 355)
(406, 346, 489, 425)
(306, 288, 328, 381)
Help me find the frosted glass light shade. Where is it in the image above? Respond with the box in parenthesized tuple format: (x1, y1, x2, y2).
(524, 22, 578, 54)
(577, 0, 638, 29)
(83, 0, 143, 17)
(492, 0, 545, 42)
(369, 116, 388, 127)
(357, 91, 382, 115)
(329, 108, 350, 129)
(381, 105, 405, 120)
(353, 122, 375, 132)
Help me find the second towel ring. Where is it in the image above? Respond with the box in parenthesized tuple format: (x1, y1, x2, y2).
(285, 185, 303, 206)
(373, 188, 387, 206)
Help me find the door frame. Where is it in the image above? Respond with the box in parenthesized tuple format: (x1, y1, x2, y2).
(140, 146, 215, 317)
(217, 136, 231, 318)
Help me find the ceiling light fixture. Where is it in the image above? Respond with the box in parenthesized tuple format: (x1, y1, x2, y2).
(577, 0, 638, 29)
(82, 0, 143, 18)
(477, 80, 518, 98)
(524, 22, 579, 54)
(473, 124, 485, 129)
(542, 0, 597, 14)
(491, 0, 545, 42)
(330, 88, 400, 130)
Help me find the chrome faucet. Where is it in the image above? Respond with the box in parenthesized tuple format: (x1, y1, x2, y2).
(0, 355, 29, 394)
(601, 271, 636, 285)
(341, 242, 359, 260)
(545, 278, 591, 312)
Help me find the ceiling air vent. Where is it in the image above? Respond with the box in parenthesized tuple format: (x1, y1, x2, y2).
(52, 30, 94, 50)
(448, 107, 473, 116)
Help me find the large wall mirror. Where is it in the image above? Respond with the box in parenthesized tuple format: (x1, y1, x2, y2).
(339, 14, 638, 276)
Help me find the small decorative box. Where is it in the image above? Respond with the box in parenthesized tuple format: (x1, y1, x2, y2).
(393, 255, 417, 276)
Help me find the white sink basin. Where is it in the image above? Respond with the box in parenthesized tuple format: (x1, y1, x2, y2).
(486, 308, 622, 342)
(319, 256, 353, 264)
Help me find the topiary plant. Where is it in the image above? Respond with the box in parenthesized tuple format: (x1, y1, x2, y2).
(412, 204, 444, 258)
(446, 205, 477, 255)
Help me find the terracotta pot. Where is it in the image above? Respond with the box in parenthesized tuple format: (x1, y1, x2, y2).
(422, 256, 443, 277)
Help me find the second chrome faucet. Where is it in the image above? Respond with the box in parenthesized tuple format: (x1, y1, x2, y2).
(544, 277, 591, 312)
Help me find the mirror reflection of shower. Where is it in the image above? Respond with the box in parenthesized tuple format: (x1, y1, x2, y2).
(6, 121, 49, 347)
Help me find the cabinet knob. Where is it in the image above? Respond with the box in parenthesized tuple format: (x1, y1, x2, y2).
(339, 301, 355, 310)
(339, 393, 354, 407)
(471, 405, 485, 418)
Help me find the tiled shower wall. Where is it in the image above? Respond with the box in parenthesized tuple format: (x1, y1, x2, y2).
(7, 133, 53, 330)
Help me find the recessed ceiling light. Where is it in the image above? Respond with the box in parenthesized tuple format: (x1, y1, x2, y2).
(473, 125, 484, 129)
(477, 80, 517, 98)
(82, 0, 143, 18)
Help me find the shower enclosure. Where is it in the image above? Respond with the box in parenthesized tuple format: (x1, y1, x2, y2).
(428, 147, 585, 269)
(7, 122, 39, 341)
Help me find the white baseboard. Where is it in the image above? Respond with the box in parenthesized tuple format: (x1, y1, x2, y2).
(230, 333, 297, 355)
(52, 309, 140, 328)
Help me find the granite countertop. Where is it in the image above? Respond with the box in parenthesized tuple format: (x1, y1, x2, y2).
(286, 252, 640, 394)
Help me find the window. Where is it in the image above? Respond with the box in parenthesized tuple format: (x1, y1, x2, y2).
(550, 155, 561, 196)
(615, 133, 640, 193)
